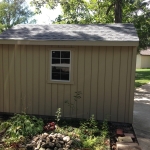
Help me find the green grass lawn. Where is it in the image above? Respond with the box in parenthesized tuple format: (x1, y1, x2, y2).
(135, 69, 150, 88)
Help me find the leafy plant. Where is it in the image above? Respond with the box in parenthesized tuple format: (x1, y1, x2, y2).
(3, 135, 25, 149)
(65, 91, 82, 114)
(82, 136, 97, 149)
(55, 108, 61, 124)
(80, 114, 99, 136)
(1, 113, 44, 147)
(0, 121, 11, 131)
(101, 119, 109, 138)
(8, 113, 43, 136)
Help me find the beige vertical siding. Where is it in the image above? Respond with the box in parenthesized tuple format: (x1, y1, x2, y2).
(141, 55, 150, 69)
(84, 47, 92, 119)
(97, 47, 106, 120)
(90, 47, 98, 118)
(9, 45, 15, 113)
(136, 54, 150, 69)
(136, 54, 141, 69)
(129, 47, 137, 122)
(124, 47, 133, 122)
(0, 45, 4, 112)
(15, 45, 21, 113)
(0, 44, 136, 123)
(3, 45, 9, 112)
(26, 46, 33, 114)
(111, 47, 120, 121)
(104, 47, 113, 120)
(20, 45, 27, 112)
(117, 47, 129, 122)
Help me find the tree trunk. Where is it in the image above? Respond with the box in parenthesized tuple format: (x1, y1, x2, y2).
(115, 0, 122, 23)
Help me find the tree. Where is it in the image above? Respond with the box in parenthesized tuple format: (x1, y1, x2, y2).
(131, 0, 150, 49)
(0, 0, 36, 33)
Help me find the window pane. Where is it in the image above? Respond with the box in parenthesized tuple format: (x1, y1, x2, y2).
(52, 73, 60, 80)
(61, 59, 70, 64)
(52, 66, 61, 73)
(52, 51, 60, 58)
(61, 51, 70, 58)
(61, 73, 69, 80)
(60, 67, 69, 73)
(52, 59, 60, 64)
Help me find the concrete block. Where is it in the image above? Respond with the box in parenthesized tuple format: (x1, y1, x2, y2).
(118, 136, 133, 142)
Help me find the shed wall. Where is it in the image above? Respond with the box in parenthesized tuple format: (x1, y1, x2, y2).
(136, 54, 150, 69)
(136, 54, 141, 69)
(141, 55, 150, 69)
(0, 45, 136, 123)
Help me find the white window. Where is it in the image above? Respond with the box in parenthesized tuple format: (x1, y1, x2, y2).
(51, 50, 71, 81)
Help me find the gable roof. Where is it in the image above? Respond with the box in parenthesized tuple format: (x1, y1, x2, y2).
(0, 24, 139, 46)
(140, 49, 150, 55)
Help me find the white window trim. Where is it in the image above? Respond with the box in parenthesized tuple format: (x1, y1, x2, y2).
(50, 50, 71, 82)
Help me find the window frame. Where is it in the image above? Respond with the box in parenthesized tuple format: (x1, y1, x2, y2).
(48, 49, 74, 84)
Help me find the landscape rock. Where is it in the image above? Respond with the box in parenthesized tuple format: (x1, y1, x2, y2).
(41, 143, 49, 148)
(49, 142, 55, 148)
(26, 132, 75, 150)
(39, 148, 45, 150)
(63, 136, 70, 142)
(26, 143, 34, 150)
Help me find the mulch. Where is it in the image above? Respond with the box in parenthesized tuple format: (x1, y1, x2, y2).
(108, 122, 139, 150)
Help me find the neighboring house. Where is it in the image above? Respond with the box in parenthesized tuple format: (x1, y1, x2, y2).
(0, 24, 139, 123)
(136, 49, 150, 69)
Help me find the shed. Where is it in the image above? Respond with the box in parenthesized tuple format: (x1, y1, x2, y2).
(136, 48, 150, 69)
(0, 24, 139, 123)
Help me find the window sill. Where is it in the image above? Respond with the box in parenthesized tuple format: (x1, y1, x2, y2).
(47, 80, 74, 85)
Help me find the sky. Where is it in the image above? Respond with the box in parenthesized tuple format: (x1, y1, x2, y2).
(26, 0, 62, 24)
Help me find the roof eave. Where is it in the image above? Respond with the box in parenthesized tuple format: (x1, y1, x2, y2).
(0, 39, 139, 47)
(140, 54, 150, 56)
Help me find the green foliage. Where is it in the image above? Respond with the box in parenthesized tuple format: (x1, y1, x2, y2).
(53, 116, 110, 149)
(82, 136, 97, 149)
(65, 91, 82, 114)
(80, 114, 99, 136)
(0, 0, 36, 33)
(94, 120, 109, 149)
(0, 121, 11, 131)
(8, 113, 44, 136)
(80, 118, 109, 149)
(55, 108, 61, 123)
(54, 117, 106, 149)
(31, 0, 59, 13)
(1, 113, 44, 147)
(122, 0, 150, 50)
(101, 119, 109, 138)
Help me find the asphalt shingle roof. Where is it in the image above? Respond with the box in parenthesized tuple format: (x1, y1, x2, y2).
(0, 24, 139, 42)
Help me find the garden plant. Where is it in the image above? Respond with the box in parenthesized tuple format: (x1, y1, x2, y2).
(0, 112, 110, 150)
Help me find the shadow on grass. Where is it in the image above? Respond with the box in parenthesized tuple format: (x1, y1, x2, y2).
(135, 70, 150, 80)
(135, 69, 150, 88)
(135, 82, 148, 88)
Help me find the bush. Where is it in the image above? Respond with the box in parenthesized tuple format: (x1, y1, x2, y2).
(1, 113, 44, 147)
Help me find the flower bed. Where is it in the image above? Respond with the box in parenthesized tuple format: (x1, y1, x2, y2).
(0, 114, 110, 150)
(0, 112, 139, 150)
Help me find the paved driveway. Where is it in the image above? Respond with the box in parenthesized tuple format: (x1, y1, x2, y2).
(133, 83, 150, 150)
